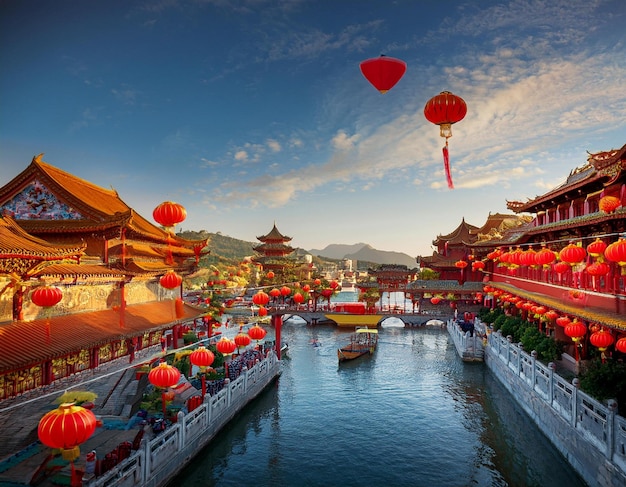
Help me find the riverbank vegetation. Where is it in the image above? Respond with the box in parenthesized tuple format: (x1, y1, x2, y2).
(478, 307, 626, 415)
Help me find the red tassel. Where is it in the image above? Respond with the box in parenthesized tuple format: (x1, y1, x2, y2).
(443, 143, 453, 189)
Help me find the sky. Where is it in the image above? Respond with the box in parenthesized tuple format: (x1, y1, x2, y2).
(1, 0, 625, 258)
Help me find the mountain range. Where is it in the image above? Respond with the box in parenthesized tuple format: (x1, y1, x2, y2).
(308, 243, 417, 268)
(178, 231, 418, 268)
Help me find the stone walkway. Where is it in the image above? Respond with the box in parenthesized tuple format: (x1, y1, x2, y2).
(0, 345, 164, 485)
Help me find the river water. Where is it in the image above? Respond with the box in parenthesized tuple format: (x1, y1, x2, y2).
(172, 320, 586, 487)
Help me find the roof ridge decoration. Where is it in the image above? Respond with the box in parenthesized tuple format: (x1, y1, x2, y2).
(587, 143, 626, 185)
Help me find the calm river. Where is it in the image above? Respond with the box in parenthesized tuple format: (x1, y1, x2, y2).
(172, 320, 586, 487)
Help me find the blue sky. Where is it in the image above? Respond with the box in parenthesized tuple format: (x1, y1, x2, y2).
(1, 0, 625, 257)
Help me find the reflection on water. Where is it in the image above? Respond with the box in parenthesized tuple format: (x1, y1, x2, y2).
(172, 325, 586, 487)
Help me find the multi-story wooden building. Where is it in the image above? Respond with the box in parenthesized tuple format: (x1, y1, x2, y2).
(0, 155, 209, 399)
(252, 223, 295, 274)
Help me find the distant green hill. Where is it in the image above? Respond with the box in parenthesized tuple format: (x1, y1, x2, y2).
(178, 230, 396, 271)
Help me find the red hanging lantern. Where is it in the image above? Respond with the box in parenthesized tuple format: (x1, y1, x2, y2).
(565, 321, 587, 341)
(544, 310, 558, 322)
(280, 286, 291, 296)
(148, 362, 181, 389)
(258, 306, 268, 317)
(455, 260, 468, 269)
(302, 284, 311, 292)
(534, 248, 556, 267)
(605, 238, 626, 269)
(234, 332, 252, 349)
(160, 270, 182, 290)
(252, 291, 270, 306)
(189, 346, 215, 369)
(599, 195, 621, 213)
(31, 285, 63, 308)
(266, 271, 275, 279)
(430, 296, 441, 305)
(293, 293, 305, 304)
(329, 280, 339, 289)
(38, 403, 97, 462)
(216, 337, 237, 355)
(321, 289, 333, 298)
(153, 201, 187, 229)
(314, 278, 321, 286)
(553, 262, 570, 274)
(359, 55, 407, 94)
(424, 91, 467, 189)
(615, 337, 626, 354)
(586, 262, 610, 277)
(559, 244, 586, 266)
(472, 261, 485, 271)
(248, 324, 267, 342)
(586, 238, 607, 258)
(269, 288, 281, 298)
(590, 329, 614, 351)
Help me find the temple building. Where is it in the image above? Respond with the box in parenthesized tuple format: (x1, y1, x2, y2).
(0, 155, 209, 399)
(473, 144, 625, 363)
(252, 223, 295, 274)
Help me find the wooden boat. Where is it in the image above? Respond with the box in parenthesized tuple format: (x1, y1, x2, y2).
(337, 327, 379, 362)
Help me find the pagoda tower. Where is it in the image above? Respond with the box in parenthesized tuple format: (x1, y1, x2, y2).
(253, 223, 294, 274)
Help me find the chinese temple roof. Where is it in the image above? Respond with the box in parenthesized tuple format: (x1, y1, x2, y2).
(0, 300, 205, 373)
(0, 155, 208, 253)
(0, 215, 86, 277)
(506, 143, 626, 214)
(432, 218, 479, 246)
(256, 223, 292, 243)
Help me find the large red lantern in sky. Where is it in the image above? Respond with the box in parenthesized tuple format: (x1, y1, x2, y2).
(153, 201, 187, 229)
(424, 91, 467, 189)
(359, 55, 406, 94)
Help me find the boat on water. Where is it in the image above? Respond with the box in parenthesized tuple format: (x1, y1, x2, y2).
(337, 327, 379, 362)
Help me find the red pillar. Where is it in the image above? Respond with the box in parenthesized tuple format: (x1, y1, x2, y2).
(272, 314, 282, 360)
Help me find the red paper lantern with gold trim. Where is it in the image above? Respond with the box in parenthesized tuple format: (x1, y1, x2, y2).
(160, 270, 182, 290)
(153, 201, 186, 228)
(234, 332, 251, 349)
(455, 260, 468, 269)
(534, 248, 556, 267)
(359, 55, 407, 94)
(605, 238, 626, 267)
(252, 291, 270, 306)
(248, 324, 267, 342)
(424, 91, 467, 189)
(615, 337, 626, 354)
(590, 329, 614, 352)
(586, 238, 607, 258)
(599, 195, 620, 213)
(216, 337, 237, 355)
(586, 262, 610, 277)
(553, 262, 570, 274)
(564, 321, 587, 341)
(38, 403, 97, 462)
(559, 244, 586, 266)
(258, 306, 268, 317)
(430, 296, 441, 305)
(293, 293, 305, 304)
(31, 285, 63, 308)
(190, 346, 215, 368)
(148, 362, 181, 389)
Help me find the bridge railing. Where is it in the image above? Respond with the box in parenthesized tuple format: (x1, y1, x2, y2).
(486, 328, 626, 473)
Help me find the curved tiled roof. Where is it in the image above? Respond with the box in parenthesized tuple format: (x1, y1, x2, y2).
(256, 223, 292, 242)
(0, 300, 206, 373)
(432, 218, 479, 246)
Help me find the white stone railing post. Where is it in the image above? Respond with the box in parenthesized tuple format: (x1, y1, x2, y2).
(225, 377, 231, 406)
(178, 410, 185, 450)
(572, 378, 580, 427)
(506, 335, 513, 365)
(547, 361, 555, 405)
(530, 350, 537, 389)
(142, 437, 151, 480)
(607, 399, 618, 459)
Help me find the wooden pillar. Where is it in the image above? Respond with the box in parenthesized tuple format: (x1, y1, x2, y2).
(272, 314, 282, 360)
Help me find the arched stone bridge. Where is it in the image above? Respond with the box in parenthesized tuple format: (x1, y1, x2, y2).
(278, 311, 454, 327)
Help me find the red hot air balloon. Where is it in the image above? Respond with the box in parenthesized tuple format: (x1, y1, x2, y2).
(424, 91, 467, 189)
(359, 55, 407, 94)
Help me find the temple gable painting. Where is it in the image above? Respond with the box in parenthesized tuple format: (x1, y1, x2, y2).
(2, 180, 83, 220)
